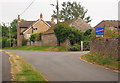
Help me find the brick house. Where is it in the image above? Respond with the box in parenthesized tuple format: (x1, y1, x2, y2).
(41, 17, 93, 47)
(94, 20, 120, 34)
(17, 14, 55, 46)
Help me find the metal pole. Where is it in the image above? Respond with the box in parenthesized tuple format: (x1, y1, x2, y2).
(57, 0, 59, 24)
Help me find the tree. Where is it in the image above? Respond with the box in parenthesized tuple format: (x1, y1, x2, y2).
(1, 24, 9, 37)
(53, 1, 92, 23)
(69, 29, 83, 45)
(54, 23, 83, 46)
(10, 19, 24, 38)
(84, 29, 93, 36)
(54, 23, 72, 45)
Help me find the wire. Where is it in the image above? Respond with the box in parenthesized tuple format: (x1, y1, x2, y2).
(20, 0, 36, 15)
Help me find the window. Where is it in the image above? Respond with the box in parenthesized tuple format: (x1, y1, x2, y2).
(33, 28, 37, 30)
(26, 34, 31, 39)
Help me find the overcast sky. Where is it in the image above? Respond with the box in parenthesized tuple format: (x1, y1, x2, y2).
(0, 0, 119, 27)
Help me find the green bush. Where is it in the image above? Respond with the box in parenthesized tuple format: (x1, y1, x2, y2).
(69, 43, 81, 51)
(90, 29, 96, 40)
(54, 23, 83, 46)
(84, 29, 93, 36)
(104, 28, 119, 38)
(30, 33, 36, 42)
(35, 33, 42, 41)
(22, 38, 28, 46)
(13, 39, 17, 44)
(30, 33, 42, 42)
(2, 37, 10, 48)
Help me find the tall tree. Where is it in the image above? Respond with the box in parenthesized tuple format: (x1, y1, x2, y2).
(10, 19, 24, 38)
(53, 1, 92, 23)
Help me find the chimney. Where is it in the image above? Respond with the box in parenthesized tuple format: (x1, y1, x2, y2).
(18, 15, 20, 22)
(51, 16, 54, 23)
(40, 13, 43, 19)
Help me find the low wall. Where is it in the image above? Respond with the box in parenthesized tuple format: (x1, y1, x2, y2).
(90, 38, 120, 59)
(27, 41, 42, 46)
(41, 33, 58, 46)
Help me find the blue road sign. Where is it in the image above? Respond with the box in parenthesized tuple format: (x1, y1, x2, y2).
(95, 28, 104, 35)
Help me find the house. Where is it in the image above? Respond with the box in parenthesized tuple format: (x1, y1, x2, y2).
(17, 14, 55, 46)
(41, 17, 93, 47)
(94, 20, 120, 33)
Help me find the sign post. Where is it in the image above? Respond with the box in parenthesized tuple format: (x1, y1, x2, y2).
(95, 28, 104, 37)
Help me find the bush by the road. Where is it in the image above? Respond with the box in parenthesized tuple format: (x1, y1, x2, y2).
(69, 43, 81, 51)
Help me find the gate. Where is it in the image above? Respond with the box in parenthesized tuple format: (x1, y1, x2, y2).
(81, 41, 90, 51)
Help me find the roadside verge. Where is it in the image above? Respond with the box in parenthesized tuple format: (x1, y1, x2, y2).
(80, 52, 120, 73)
(6, 52, 47, 82)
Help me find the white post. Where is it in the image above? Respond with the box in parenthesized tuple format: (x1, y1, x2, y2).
(81, 41, 83, 51)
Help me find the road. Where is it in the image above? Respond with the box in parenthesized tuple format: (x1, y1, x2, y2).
(1, 51, 12, 82)
(5, 50, 118, 81)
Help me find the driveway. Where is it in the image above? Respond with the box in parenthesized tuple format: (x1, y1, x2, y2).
(5, 50, 118, 81)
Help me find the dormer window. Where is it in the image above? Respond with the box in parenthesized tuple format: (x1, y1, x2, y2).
(33, 28, 37, 30)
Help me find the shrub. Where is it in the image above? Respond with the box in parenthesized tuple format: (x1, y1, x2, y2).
(104, 28, 119, 38)
(22, 38, 28, 46)
(69, 43, 81, 51)
(35, 33, 42, 41)
(30, 33, 36, 42)
(84, 29, 93, 36)
(90, 29, 96, 40)
(13, 39, 17, 44)
(54, 23, 72, 45)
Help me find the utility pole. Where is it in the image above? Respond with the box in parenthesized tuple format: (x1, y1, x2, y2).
(8, 23, 11, 47)
(57, 0, 59, 24)
(50, 0, 59, 24)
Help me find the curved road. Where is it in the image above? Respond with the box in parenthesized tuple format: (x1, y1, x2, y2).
(5, 50, 118, 81)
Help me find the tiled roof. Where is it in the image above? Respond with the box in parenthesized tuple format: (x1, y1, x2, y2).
(46, 21, 55, 27)
(44, 17, 93, 35)
(20, 21, 36, 28)
(105, 20, 120, 27)
(94, 20, 120, 28)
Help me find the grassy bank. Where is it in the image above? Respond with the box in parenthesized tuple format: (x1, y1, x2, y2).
(7, 52, 47, 81)
(81, 52, 119, 71)
(3, 46, 67, 52)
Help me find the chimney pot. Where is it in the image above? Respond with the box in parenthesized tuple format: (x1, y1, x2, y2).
(40, 13, 43, 19)
(18, 15, 20, 21)
(51, 16, 54, 23)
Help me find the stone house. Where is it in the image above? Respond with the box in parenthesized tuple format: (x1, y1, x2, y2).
(94, 20, 120, 34)
(17, 14, 55, 46)
(41, 17, 93, 47)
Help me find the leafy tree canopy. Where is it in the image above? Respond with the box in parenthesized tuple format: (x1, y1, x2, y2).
(54, 23, 83, 45)
(53, 1, 92, 23)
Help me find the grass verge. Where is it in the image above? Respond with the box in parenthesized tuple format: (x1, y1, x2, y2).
(81, 52, 120, 72)
(7, 52, 47, 81)
(3, 46, 67, 52)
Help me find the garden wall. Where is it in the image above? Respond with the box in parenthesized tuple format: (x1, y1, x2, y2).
(90, 38, 120, 59)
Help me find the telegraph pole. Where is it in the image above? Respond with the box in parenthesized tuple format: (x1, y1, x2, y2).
(57, 0, 59, 24)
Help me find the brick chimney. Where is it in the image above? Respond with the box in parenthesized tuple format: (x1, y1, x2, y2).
(40, 13, 43, 19)
(51, 16, 54, 23)
(17, 15, 22, 47)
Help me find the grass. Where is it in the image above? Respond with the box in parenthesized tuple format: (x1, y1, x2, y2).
(3, 46, 67, 52)
(7, 52, 47, 81)
(81, 51, 120, 71)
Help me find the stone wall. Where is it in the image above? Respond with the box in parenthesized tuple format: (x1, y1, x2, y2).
(26, 33, 71, 50)
(27, 41, 42, 46)
(41, 33, 57, 46)
(90, 38, 120, 59)
(60, 39, 70, 50)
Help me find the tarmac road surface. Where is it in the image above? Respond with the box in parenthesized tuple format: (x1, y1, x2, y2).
(5, 50, 118, 81)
